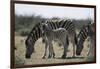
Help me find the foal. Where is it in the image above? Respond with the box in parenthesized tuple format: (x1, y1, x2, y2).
(40, 23, 69, 59)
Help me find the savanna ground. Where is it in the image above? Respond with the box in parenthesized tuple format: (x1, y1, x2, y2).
(14, 14, 95, 67)
(15, 35, 95, 67)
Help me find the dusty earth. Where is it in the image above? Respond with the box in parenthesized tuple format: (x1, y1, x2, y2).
(15, 36, 95, 67)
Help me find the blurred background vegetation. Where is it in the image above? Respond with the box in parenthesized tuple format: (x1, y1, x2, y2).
(15, 14, 93, 36)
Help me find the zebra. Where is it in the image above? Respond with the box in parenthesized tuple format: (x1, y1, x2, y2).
(76, 22, 94, 56)
(42, 19, 77, 57)
(40, 23, 69, 59)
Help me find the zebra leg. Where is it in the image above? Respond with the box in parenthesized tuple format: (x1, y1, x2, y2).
(87, 37, 90, 56)
(72, 37, 76, 57)
(66, 36, 69, 52)
(42, 40, 48, 59)
(51, 44, 55, 58)
(42, 35, 45, 43)
(48, 42, 52, 58)
(61, 40, 68, 59)
(72, 43, 75, 57)
(88, 37, 93, 57)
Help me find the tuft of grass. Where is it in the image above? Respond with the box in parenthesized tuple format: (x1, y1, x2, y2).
(86, 56, 94, 62)
(15, 54, 25, 67)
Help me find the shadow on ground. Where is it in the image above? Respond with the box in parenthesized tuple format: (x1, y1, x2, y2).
(55, 56, 84, 59)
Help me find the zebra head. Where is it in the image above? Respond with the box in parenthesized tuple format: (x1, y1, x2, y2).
(25, 38, 35, 59)
(40, 22, 50, 34)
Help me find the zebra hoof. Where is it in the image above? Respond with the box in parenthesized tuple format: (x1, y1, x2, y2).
(53, 55, 55, 58)
(48, 55, 52, 58)
(42, 56, 46, 59)
(72, 55, 76, 58)
(61, 55, 66, 59)
(53, 56, 55, 58)
(53, 54, 55, 58)
(14, 47, 17, 50)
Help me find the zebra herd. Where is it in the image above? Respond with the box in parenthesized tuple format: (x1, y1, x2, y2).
(25, 19, 94, 59)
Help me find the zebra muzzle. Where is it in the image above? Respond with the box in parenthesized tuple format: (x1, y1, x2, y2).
(25, 54, 31, 59)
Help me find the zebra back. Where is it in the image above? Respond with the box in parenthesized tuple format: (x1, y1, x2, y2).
(45, 19, 75, 34)
(43, 19, 77, 44)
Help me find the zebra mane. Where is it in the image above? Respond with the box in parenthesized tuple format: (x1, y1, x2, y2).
(29, 23, 41, 34)
(77, 23, 93, 41)
(26, 22, 42, 43)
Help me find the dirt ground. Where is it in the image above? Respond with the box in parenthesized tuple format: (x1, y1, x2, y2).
(15, 36, 95, 67)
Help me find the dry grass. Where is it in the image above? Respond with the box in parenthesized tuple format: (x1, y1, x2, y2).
(15, 36, 94, 67)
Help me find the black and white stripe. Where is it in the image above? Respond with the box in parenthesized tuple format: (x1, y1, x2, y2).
(76, 23, 94, 56)
(40, 23, 69, 59)
(25, 23, 43, 58)
(25, 19, 77, 59)
(43, 19, 77, 57)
